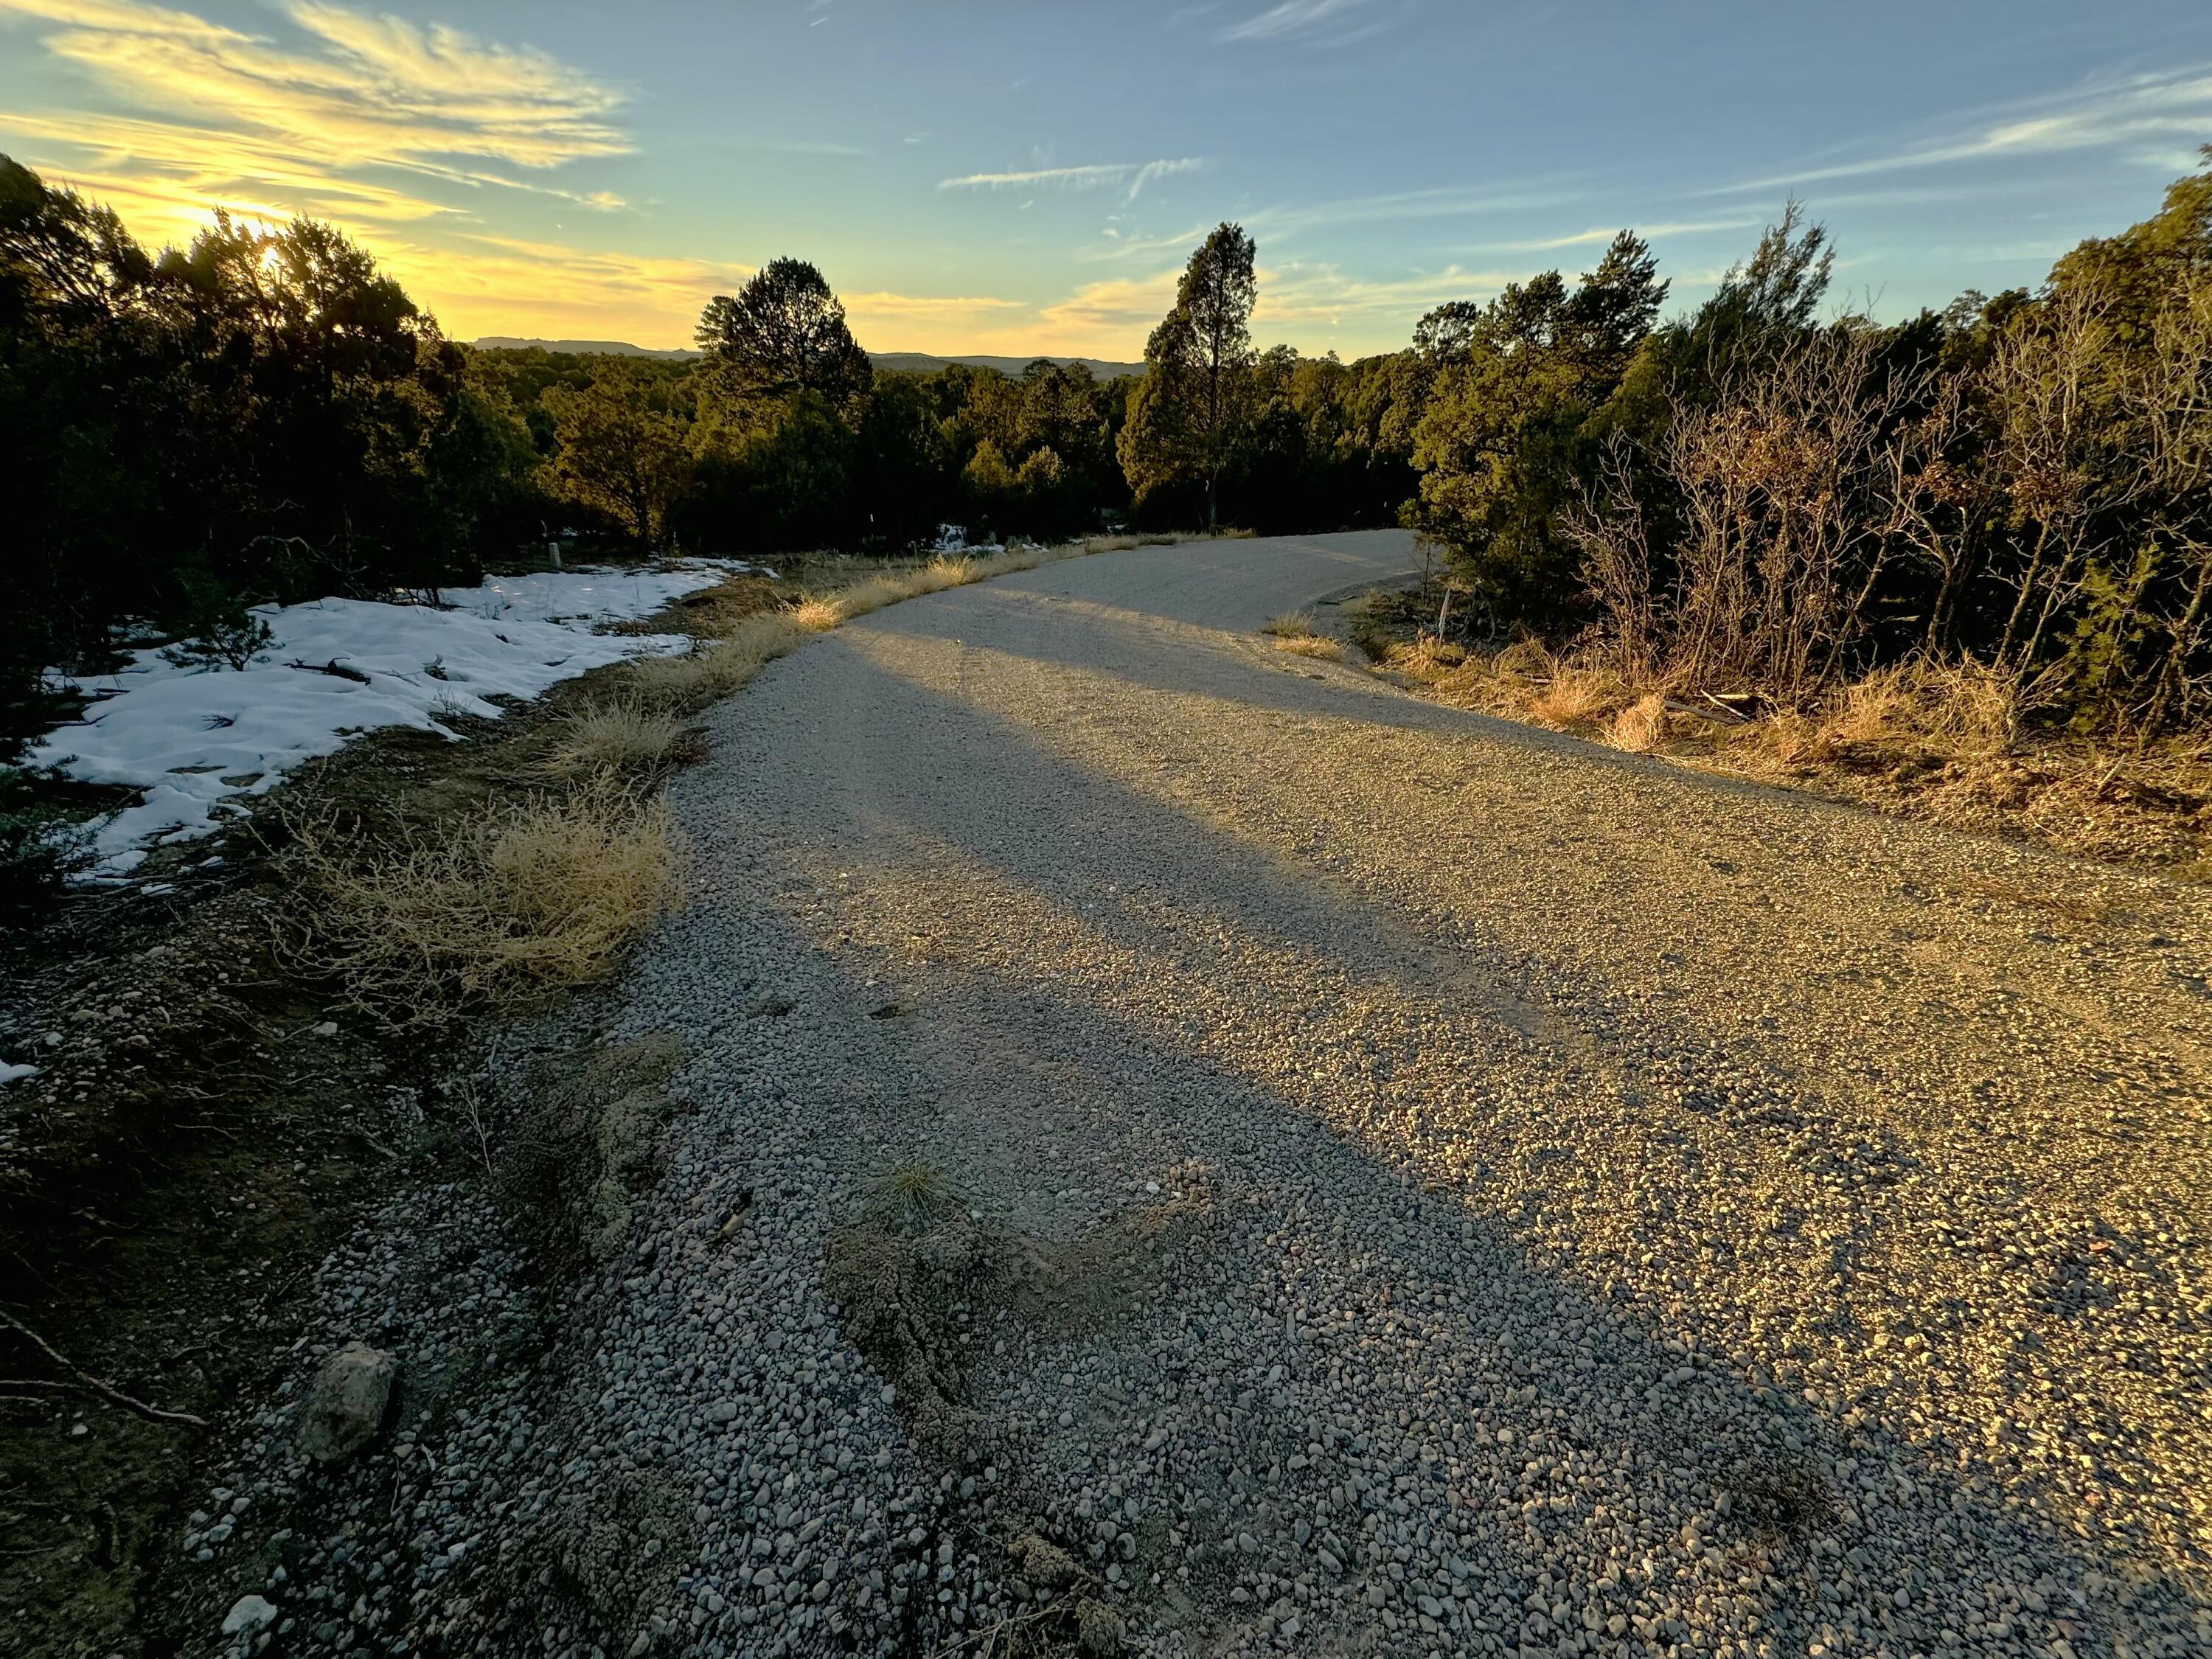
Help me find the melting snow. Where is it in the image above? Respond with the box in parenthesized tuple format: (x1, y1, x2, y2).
(30, 563, 745, 874)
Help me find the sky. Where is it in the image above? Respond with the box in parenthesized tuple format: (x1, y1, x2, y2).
(3, 1, 2211, 360)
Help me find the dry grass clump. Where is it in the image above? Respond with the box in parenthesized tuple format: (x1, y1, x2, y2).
(1380, 634, 1470, 681)
(282, 778, 682, 1026)
(924, 554, 983, 587)
(793, 557, 997, 630)
(1729, 658, 2035, 778)
(1260, 611, 1346, 661)
(872, 1162, 967, 1237)
(1829, 659, 2030, 757)
(1608, 692, 1670, 753)
(1529, 664, 1627, 728)
(628, 613, 809, 707)
(546, 693, 692, 777)
(793, 593, 857, 631)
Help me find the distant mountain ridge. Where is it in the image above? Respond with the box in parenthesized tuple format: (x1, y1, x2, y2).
(473, 337, 697, 359)
(869, 352, 1145, 379)
(471, 338, 1144, 378)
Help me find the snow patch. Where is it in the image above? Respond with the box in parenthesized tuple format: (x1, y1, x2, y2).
(0, 1063, 40, 1086)
(30, 563, 744, 874)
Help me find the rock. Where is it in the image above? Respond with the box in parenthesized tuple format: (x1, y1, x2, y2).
(296, 1343, 397, 1464)
(222, 1594, 279, 1636)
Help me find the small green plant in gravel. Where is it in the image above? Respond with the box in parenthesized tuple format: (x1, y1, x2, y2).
(873, 1161, 967, 1237)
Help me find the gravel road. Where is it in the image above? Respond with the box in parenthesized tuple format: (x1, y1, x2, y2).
(223, 529, 2212, 1658)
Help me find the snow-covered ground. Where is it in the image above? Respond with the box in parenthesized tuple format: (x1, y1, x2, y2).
(29, 563, 745, 875)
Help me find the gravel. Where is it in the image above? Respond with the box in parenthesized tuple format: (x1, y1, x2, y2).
(191, 529, 2211, 1657)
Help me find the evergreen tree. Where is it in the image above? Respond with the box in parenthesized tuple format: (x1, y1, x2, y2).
(695, 258, 874, 417)
(1120, 223, 1258, 529)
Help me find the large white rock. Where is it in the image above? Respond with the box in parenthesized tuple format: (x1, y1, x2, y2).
(222, 1593, 279, 1635)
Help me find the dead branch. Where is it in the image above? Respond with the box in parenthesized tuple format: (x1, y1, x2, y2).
(0, 1310, 208, 1429)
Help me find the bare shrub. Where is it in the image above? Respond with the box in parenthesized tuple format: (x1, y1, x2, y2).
(1568, 327, 1927, 698)
(281, 778, 682, 1026)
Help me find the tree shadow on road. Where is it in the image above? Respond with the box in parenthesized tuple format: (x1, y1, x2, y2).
(633, 648, 2210, 1657)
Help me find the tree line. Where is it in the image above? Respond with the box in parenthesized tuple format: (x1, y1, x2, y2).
(1405, 166, 2212, 737)
(7, 146, 2211, 763)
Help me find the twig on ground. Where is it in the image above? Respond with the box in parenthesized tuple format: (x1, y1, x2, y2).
(933, 1603, 1062, 1656)
(0, 1310, 208, 1429)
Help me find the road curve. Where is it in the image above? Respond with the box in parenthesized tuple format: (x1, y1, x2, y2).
(567, 530, 2209, 1656)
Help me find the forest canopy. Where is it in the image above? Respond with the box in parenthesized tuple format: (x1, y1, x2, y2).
(7, 149, 2212, 759)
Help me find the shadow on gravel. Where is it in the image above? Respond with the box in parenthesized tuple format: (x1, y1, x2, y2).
(678, 644, 2207, 1658)
(877, 580, 1849, 815)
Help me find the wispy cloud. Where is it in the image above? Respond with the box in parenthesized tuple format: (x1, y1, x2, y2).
(938, 158, 1203, 205)
(844, 291, 1024, 333)
(1706, 63, 2212, 195)
(1459, 217, 1759, 254)
(1218, 0, 1383, 44)
(1255, 260, 1509, 330)
(1079, 221, 1215, 262)
(0, 0, 633, 241)
(1032, 271, 1184, 338)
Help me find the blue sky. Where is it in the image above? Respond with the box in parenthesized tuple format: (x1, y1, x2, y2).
(2, 0, 2209, 355)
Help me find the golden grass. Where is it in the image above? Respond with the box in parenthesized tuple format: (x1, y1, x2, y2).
(1259, 611, 1345, 661)
(1528, 664, 1626, 729)
(281, 778, 682, 1026)
(1388, 635, 1469, 677)
(627, 613, 810, 708)
(1607, 693, 1670, 753)
(545, 692, 692, 777)
(924, 554, 984, 587)
(1828, 659, 2028, 757)
(1332, 580, 2211, 871)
